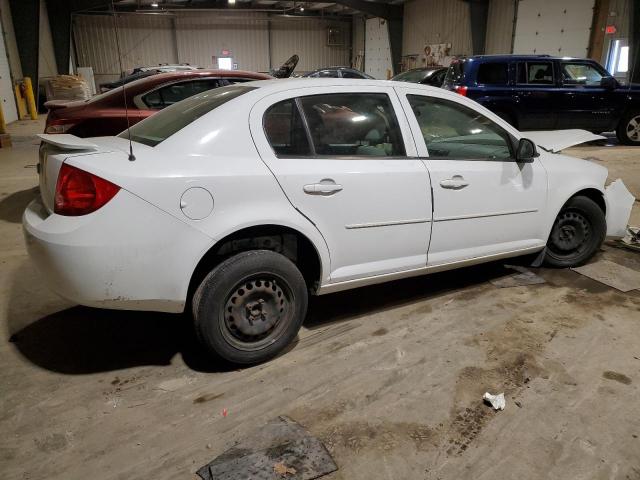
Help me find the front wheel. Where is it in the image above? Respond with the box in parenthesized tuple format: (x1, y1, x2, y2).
(192, 250, 308, 365)
(544, 196, 606, 268)
(616, 111, 640, 145)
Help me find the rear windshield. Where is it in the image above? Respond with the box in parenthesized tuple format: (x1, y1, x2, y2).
(444, 60, 465, 86)
(119, 85, 255, 147)
(393, 69, 430, 83)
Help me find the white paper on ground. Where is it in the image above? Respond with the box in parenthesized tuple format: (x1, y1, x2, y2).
(483, 392, 506, 410)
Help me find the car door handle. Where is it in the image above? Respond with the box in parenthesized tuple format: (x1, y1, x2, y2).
(303, 181, 343, 195)
(440, 176, 469, 189)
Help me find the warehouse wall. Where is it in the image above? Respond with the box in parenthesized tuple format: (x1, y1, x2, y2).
(73, 12, 351, 87)
(0, 0, 21, 79)
(402, 0, 473, 57)
(352, 15, 365, 68)
(73, 14, 176, 87)
(38, 0, 57, 79)
(485, 0, 516, 54)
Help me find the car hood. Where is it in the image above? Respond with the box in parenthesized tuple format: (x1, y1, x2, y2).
(524, 129, 605, 153)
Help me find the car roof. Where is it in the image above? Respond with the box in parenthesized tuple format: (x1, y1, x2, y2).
(239, 77, 445, 94)
(457, 54, 589, 62)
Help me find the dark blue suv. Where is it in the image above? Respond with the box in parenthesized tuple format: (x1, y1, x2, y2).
(443, 55, 640, 145)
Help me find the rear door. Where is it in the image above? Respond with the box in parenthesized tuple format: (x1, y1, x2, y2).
(513, 60, 560, 130)
(396, 86, 548, 265)
(250, 85, 433, 283)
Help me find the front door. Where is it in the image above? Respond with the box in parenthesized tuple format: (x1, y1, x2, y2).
(250, 85, 433, 283)
(512, 60, 560, 130)
(396, 86, 548, 266)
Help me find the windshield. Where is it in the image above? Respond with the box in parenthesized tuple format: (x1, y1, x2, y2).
(119, 85, 256, 147)
(393, 69, 430, 83)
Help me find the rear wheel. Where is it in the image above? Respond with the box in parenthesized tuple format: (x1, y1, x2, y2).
(192, 250, 308, 365)
(544, 196, 605, 268)
(616, 111, 640, 145)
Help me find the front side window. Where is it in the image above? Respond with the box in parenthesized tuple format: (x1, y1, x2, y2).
(263, 99, 311, 156)
(407, 94, 512, 160)
(476, 62, 508, 85)
(561, 62, 605, 86)
(517, 62, 554, 85)
(298, 93, 406, 157)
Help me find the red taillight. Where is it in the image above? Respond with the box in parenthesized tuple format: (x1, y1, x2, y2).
(454, 86, 468, 97)
(54, 164, 120, 216)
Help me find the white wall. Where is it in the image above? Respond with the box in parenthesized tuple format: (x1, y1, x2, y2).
(0, 9, 17, 122)
(513, 0, 596, 57)
(0, 0, 21, 79)
(365, 17, 392, 79)
(73, 11, 352, 86)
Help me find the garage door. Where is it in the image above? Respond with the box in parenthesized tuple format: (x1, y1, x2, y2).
(513, 0, 595, 58)
(0, 18, 17, 124)
(365, 18, 392, 80)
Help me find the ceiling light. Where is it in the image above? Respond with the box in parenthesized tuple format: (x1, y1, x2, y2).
(151, 2, 159, 7)
(299, 5, 304, 11)
(228, 0, 236, 4)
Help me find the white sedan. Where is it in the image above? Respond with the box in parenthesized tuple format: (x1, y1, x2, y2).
(24, 79, 634, 364)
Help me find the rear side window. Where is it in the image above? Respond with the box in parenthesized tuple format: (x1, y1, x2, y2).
(407, 94, 512, 160)
(263, 100, 311, 156)
(121, 85, 255, 147)
(517, 62, 554, 84)
(444, 60, 465, 86)
(298, 93, 406, 157)
(476, 62, 508, 85)
(142, 79, 224, 109)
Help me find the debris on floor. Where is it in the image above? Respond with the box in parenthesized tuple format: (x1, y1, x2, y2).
(617, 226, 640, 252)
(572, 260, 640, 292)
(196, 416, 337, 480)
(483, 392, 506, 411)
(490, 265, 546, 288)
(604, 180, 636, 238)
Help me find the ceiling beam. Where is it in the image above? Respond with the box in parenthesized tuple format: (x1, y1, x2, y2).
(331, 0, 402, 19)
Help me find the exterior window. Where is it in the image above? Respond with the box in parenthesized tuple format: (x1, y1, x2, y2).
(407, 94, 512, 160)
(121, 85, 255, 147)
(143, 79, 223, 109)
(517, 62, 554, 84)
(561, 62, 605, 86)
(476, 62, 508, 85)
(263, 99, 311, 156)
(298, 93, 406, 157)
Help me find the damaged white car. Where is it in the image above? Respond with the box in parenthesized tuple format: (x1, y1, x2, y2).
(24, 79, 635, 364)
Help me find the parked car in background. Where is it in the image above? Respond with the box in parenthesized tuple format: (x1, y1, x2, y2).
(302, 67, 373, 79)
(45, 69, 271, 137)
(443, 55, 640, 145)
(27, 79, 633, 365)
(99, 69, 161, 92)
(392, 67, 448, 87)
(125, 64, 200, 76)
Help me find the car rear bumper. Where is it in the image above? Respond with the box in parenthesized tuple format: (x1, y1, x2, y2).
(23, 191, 212, 313)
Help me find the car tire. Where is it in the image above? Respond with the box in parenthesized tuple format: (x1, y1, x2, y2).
(544, 196, 606, 268)
(616, 111, 640, 145)
(192, 250, 308, 365)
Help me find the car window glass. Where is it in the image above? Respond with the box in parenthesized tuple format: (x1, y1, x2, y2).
(298, 93, 406, 157)
(341, 70, 362, 79)
(394, 69, 428, 83)
(476, 62, 508, 85)
(318, 70, 336, 78)
(517, 62, 554, 84)
(121, 85, 255, 147)
(143, 89, 163, 108)
(263, 99, 311, 157)
(431, 69, 446, 86)
(407, 94, 512, 160)
(190, 79, 222, 94)
(444, 60, 465, 86)
(561, 63, 604, 86)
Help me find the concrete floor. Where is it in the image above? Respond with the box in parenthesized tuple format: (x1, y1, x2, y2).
(1, 122, 639, 479)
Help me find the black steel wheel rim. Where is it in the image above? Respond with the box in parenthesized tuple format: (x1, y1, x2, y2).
(548, 210, 592, 258)
(221, 273, 293, 351)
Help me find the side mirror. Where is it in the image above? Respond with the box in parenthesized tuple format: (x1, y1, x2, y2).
(516, 138, 537, 162)
(601, 76, 617, 90)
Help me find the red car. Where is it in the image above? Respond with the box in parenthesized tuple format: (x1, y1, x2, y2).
(44, 69, 271, 137)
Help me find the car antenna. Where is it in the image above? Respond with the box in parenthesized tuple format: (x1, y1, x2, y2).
(111, 0, 136, 161)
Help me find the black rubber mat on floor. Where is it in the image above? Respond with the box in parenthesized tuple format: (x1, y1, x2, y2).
(196, 416, 337, 480)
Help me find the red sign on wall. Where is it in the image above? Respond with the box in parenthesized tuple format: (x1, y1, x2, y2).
(605, 25, 617, 35)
